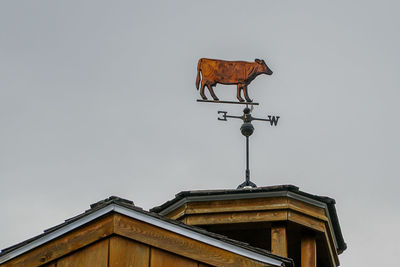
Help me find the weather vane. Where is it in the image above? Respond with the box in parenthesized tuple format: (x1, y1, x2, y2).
(196, 58, 280, 189)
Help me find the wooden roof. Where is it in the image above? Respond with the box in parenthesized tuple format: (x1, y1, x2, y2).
(0, 196, 293, 267)
(151, 184, 347, 255)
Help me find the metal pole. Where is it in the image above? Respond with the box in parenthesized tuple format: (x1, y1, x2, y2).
(246, 136, 250, 184)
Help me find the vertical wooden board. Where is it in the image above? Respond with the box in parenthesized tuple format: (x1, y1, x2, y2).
(57, 239, 108, 267)
(109, 236, 150, 267)
(271, 224, 287, 257)
(150, 247, 198, 267)
(301, 235, 316, 267)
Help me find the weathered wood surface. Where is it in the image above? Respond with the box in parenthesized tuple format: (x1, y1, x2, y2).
(41, 263, 56, 267)
(150, 247, 198, 267)
(57, 239, 108, 267)
(109, 236, 150, 267)
(167, 204, 187, 220)
(323, 227, 339, 267)
(114, 214, 271, 267)
(165, 196, 338, 266)
(1, 211, 287, 267)
(301, 234, 316, 267)
(184, 198, 289, 215)
(167, 197, 328, 223)
(271, 224, 287, 257)
(287, 211, 325, 232)
(185, 210, 287, 225)
(1, 215, 114, 267)
(287, 198, 326, 220)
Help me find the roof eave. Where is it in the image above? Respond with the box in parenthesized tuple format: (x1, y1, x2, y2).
(0, 203, 290, 267)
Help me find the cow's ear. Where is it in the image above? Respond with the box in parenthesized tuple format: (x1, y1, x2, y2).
(255, 59, 261, 64)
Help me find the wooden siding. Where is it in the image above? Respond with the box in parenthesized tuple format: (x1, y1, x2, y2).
(41, 263, 56, 267)
(57, 239, 108, 267)
(39, 238, 215, 267)
(1, 215, 114, 267)
(109, 236, 149, 267)
(150, 247, 198, 267)
(113, 213, 271, 267)
(0, 213, 275, 267)
(162, 196, 339, 267)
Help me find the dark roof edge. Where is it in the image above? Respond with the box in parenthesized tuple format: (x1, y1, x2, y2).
(150, 185, 335, 213)
(326, 202, 347, 253)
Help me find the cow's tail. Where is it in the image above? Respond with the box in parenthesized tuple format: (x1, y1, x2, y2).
(196, 59, 202, 90)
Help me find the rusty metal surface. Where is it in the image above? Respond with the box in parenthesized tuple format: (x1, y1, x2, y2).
(196, 58, 272, 102)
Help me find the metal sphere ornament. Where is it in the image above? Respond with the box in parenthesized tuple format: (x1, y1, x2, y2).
(240, 122, 254, 137)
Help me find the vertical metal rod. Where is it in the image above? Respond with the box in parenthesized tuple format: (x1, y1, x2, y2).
(246, 136, 250, 184)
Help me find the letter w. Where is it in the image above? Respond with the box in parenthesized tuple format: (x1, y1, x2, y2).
(267, 116, 280, 126)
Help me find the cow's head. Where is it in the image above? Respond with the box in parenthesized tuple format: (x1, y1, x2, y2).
(255, 59, 273, 75)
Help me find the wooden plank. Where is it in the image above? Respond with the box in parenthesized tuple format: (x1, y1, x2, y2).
(166, 204, 187, 220)
(323, 219, 340, 266)
(41, 262, 56, 267)
(109, 236, 150, 267)
(199, 263, 214, 267)
(57, 239, 108, 267)
(185, 210, 287, 225)
(287, 198, 327, 221)
(205, 222, 270, 232)
(322, 225, 339, 267)
(185, 197, 289, 215)
(1, 215, 114, 267)
(286, 209, 338, 266)
(301, 234, 316, 267)
(166, 197, 329, 221)
(287, 211, 325, 232)
(150, 247, 198, 267)
(270, 224, 287, 257)
(113, 214, 273, 267)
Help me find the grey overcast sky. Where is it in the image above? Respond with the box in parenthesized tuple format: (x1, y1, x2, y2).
(1, 0, 399, 266)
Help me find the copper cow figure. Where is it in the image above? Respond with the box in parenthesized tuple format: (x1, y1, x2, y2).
(196, 58, 273, 102)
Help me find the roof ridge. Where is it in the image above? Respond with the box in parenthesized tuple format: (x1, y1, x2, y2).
(90, 196, 134, 209)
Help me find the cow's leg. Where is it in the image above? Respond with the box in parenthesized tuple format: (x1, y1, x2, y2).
(243, 85, 252, 102)
(200, 81, 207, 100)
(207, 84, 219, 101)
(237, 84, 245, 102)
